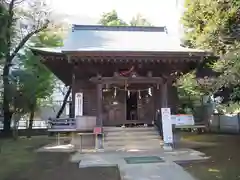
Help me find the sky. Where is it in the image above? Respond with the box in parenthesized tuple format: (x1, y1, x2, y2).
(49, 0, 184, 38)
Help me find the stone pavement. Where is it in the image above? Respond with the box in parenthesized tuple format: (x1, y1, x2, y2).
(71, 148, 209, 180)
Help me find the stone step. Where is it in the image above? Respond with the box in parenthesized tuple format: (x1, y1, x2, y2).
(104, 138, 162, 147)
(103, 127, 156, 132)
(103, 126, 162, 151)
(105, 130, 159, 137)
(104, 134, 160, 141)
(103, 142, 164, 151)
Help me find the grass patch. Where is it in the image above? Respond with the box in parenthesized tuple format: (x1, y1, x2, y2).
(0, 136, 52, 179)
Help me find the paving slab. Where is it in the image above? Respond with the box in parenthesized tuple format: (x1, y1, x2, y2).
(71, 148, 208, 163)
(71, 148, 207, 180)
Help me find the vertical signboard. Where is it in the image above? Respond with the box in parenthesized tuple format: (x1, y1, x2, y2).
(75, 92, 83, 117)
(161, 108, 173, 144)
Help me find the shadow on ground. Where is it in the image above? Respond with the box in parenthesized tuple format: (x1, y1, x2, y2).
(0, 137, 121, 180)
(5, 152, 121, 180)
(177, 133, 240, 180)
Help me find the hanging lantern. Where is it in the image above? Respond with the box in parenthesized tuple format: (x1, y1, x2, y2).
(114, 87, 117, 98)
(148, 87, 152, 96)
(128, 90, 130, 97)
(138, 90, 141, 99)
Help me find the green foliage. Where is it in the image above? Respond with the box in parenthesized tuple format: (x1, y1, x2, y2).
(210, 50, 240, 90)
(0, 3, 8, 59)
(175, 72, 207, 109)
(230, 87, 240, 102)
(99, 10, 128, 26)
(182, 0, 240, 55)
(182, 0, 240, 100)
(215, 102, 240, 114)
(1, 0, 52, 133)
(9, 27, 64, 115)
(31, 26, 64, 47)
(175, 71, 214, 113)
(99, 10, 151, 26)
(176, 72, 203, 98)
(130, 14, 152, 26)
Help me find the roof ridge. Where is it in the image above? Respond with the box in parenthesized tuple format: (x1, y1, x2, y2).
(72, 24, 167, 32)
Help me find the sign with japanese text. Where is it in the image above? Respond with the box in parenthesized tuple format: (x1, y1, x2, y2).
(161, 108, 173, 144)
(75, 92, 83, 117)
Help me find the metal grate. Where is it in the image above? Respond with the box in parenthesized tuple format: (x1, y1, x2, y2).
(124, 156, 165, 164)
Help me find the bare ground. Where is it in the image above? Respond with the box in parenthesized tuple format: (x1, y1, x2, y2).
(178, 133, 240, 180)
(0, 137, 121, 180)
(9, 152, 121, 180)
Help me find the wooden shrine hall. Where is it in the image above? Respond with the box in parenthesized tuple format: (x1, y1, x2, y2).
(31, 25, 211, 129)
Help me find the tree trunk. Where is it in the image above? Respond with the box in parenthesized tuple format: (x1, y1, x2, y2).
(56, 86, 71, 118)
(12, 113, 20, 140)
(2, 0, 15, 137)
(2, 63, 12, 137)
(27, 106, 35, 138)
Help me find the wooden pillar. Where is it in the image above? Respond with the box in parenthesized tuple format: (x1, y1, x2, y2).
(161, 81, 168, 108)
(154, 86, 160, 116)
(96, 83, 103, 126)
(70, 68, 76, 118)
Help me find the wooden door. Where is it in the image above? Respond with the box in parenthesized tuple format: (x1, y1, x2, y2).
(103, 90, 126, 126)
(137, 92, 154, 123)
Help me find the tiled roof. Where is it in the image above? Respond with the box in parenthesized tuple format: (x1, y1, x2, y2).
(72, 24, 166, 32)
(32, 24, 209, 54)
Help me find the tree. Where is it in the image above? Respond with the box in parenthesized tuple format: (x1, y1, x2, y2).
(181, 0, 240, 97)
(99, 10, 128, 26)
(0, 3, 8, 60)
(99, 10, 151, 27)
(130, 14, 152, 26)
(1, 0, 51, 136)
(7, 73, 30, 139)
(18, 51, 54, 137)
(18, 24, 64, 137)
(182, 0, 240, 55)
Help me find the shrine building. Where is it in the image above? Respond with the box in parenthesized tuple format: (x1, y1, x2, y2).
(31, 25, 211, 129)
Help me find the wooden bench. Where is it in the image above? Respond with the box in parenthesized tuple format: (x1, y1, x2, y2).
(48, 118, 104, 151)
(48, 118, 76, 145)
(175, 125, 207, 133)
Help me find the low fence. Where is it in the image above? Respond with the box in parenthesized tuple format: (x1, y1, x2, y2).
(0, 120, 48, 130)
(209, 114, 240, 134)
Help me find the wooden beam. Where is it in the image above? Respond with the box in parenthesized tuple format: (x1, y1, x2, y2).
(62, 50, 211, 58)
(70, 65, 76, 118)
(71, 56, 201, 63)
(90, 76, 163, 84)
(96, 83, 103, 126)
(161, 81, 168, 108)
